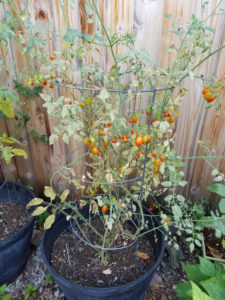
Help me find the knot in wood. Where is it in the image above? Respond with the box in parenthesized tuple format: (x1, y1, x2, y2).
(38, 9, 47, 20)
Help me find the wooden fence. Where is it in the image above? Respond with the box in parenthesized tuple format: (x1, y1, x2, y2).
(0, 0, 224, 201)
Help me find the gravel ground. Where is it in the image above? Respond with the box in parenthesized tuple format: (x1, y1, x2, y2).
(5, 229, 196, 300)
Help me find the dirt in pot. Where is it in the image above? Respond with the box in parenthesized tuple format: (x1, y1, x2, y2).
(51, 219, 156, 288)
(0, 203, 30, 241)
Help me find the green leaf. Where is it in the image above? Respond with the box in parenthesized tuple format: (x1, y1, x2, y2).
(26, 198, 44, 208)
(191, 281, 213, 300)
(83, 33, 92, 42)
(207, 183, 225, 197)
(164, 13, 173, 19)
(2, 147, 12, 164)
(1, 294, 12, 300)
(43, 214, 55, 230)
(161, 181, 172, 187)
(60, 189, 70, 202)
(31, 206, 47, 216)
(0, 97, 14, 118)
(11, 148, 27, 159)
(64, 28, 82, 43)
(176, 282, 192, 300)
(0, 284, 6, 295)
(182, 262, 208, 284)
(172, 205, 182, 221)
(219, 198, 225, 213)
(44, 186, 56, 200)
(200, 275, 225, 300)
(199, 257, 215, 278)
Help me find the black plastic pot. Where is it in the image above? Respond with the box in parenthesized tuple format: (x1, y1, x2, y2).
(41, 205, 165, 300)
(0, 182, 35, 285)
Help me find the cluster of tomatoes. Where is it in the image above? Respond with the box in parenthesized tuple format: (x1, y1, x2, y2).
(101, 197, 122, 214)
(27, 74, 56, 89)
(202, 87, 216, 103)
(151, 152, 165, 174)
(146, 110, 175, 124)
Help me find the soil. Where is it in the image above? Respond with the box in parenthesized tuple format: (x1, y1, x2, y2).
(204, 227, 225, 260)
(51, 225, 155, 288)
(0, 203, 30, 241)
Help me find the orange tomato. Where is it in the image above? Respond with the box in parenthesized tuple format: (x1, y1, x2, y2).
(98, 130, 103, 136)
(135, 136, 143, 147)
(112, 139, 117, 143)
(137, 151, 144, 158)
(102, 205, 108, 213)
(91, 148, 99, 155)
(146, 111, 151, 116)
(79, 104, 84, 109)
(103, 141, 108, 147)
(153, 168, 159, 174)
(50, 55, 56, 60)
(132, 117, 137, 124)
(168, 117, 175, 123)
(154, 159, 161, 167)
(88, 143, 94, 149)
(107, 123, 112, 127)
(129, 118, 133, 123)
(160, 156, 165, 162)
(118, 167, 123, 173)
(152, 152, 157, 158)
(204, 92, 215, 102)
(202, 87, 211, 95)
(49, 83, 54, 88)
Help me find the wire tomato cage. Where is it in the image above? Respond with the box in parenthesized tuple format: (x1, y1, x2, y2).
(54, 78, 173, 252)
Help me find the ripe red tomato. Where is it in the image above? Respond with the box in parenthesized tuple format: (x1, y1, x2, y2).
(43, 80, 48, 86)
(50, 56, 56, 60)
(107, 123, 112, 127)
(102, 205, 108, 213)
(152, 152, 157, 158)
(135, 136, 143, 147)
(132, 117, 137, 124)
(164, 111, 170, 117)
(129, 118, 133, 123)
(202, 87, 211, 95)
(112, 138, 117, 143)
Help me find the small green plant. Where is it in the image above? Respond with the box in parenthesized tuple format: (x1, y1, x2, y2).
(176, 257, 225, 300)
(45, 272, 53, 285)
(0, 284, 11, 300)
(24, 284, 38, 299)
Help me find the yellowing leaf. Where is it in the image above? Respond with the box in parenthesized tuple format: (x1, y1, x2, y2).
(44, 214, 55, 230)
(31, 206, 47, 216)
(105, 173, 113, 183)
(11, 148, 27, 159)
(60, 189, 70, 202)
(137, 251, 150, 260)
(26, 198, 43, 208)
(0, 97, 14, 118)
(44, 186, 56, 200)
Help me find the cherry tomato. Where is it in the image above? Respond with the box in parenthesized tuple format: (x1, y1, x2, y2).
(79, 104, 84, 109)
(129, 118, 133, 123)
(147, 135, 151, 143)
(99, 147, 104, 153)
(112, 197, 117, 202)
(107, 123, 112, 127)
(152, 152, 157, 158)
(123, 136, 129, 143)
(151, 118, 155, 124)
(39, 84, 44, 89)
(103, 142, 108, 147)
(153, 168, 159, 174)
(143, 135, 148, 143)
(50, 56, 56, 60)
(164, 111, 170, 117)
(91, 148, 99, 155)
(98, 130, 103, 136)
(118, 167, 123, 173)
(85, 98, 92, 105)
(168, 117, 175, 123)
(146, 111, 151, 116)
(135, 136, 143, 147)
(49, 83, 54, 88)
(90, 136, 95, 144)
(112, 139, 117, 143)
(132, 118, 137, 124)
(102, 205, 108, 213)
(204, 92, 215, 102)
(88, 143, 94, 149)
(43, 80, 48, 86)
(154, 159, 161, 167)
(160, 156, 165, 162)
(202, 87, 211, 95)
(83, 139, 89, 145)
(137, 151, 144, 158)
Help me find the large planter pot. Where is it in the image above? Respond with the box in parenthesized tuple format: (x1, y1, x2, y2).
(0, 182, 35, 285)
(41, 205, 165, 300)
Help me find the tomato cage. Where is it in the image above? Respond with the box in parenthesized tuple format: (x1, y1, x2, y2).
(52, 78, 173, 254)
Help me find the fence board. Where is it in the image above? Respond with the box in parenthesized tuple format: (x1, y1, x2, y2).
(0, 0, 224, 201)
